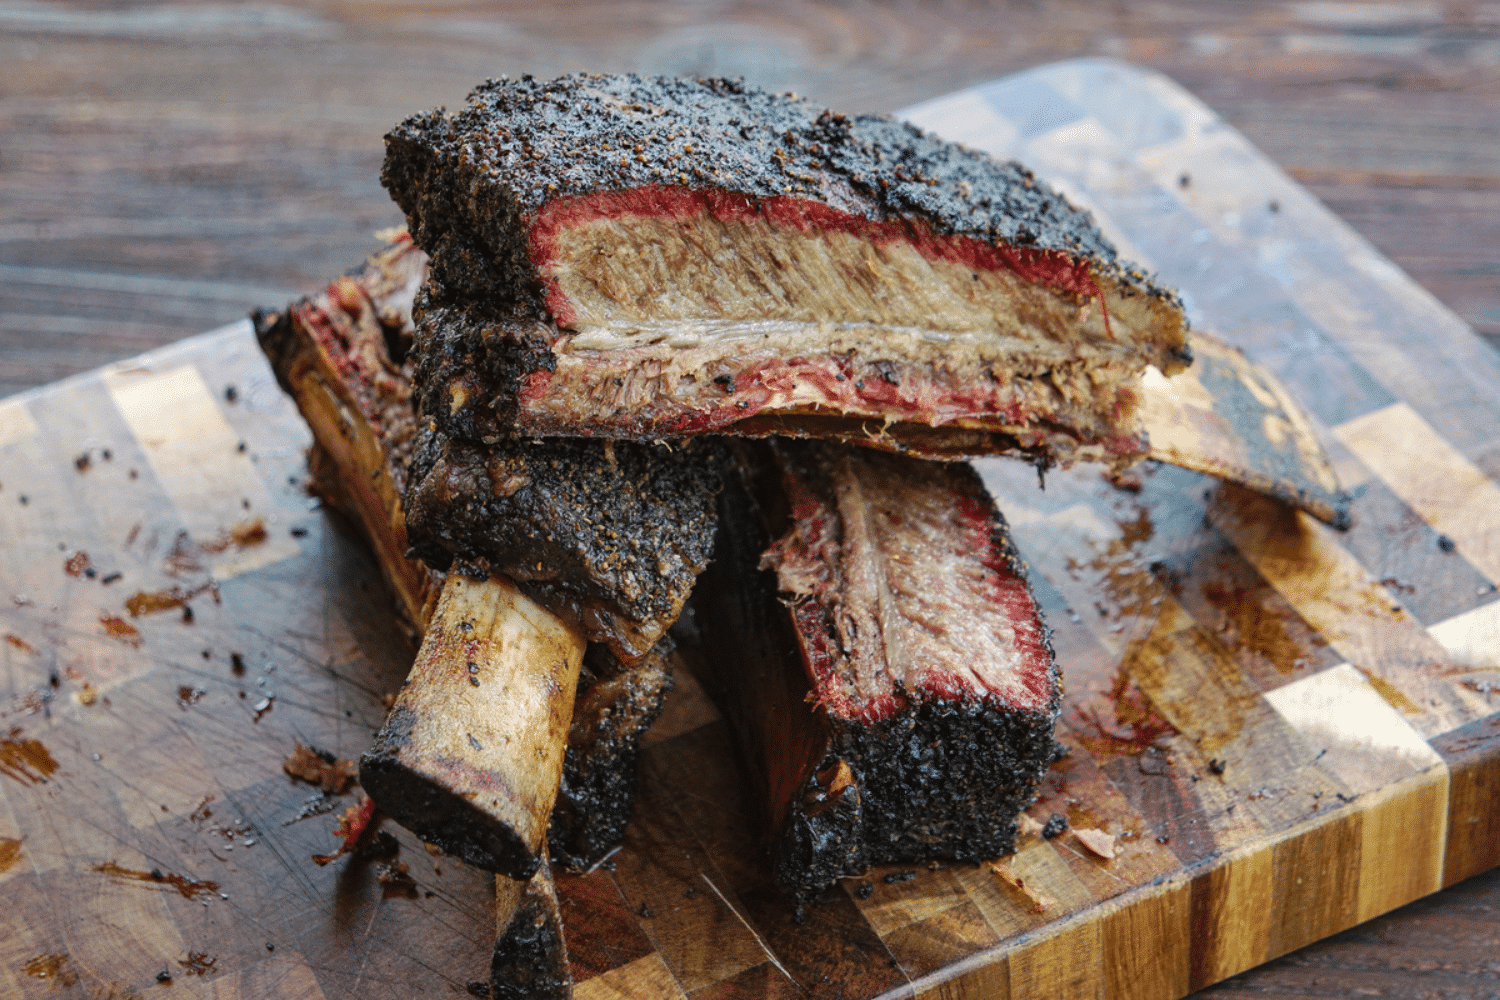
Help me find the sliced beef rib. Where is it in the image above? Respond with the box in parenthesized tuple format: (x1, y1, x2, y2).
(384, 74, 1189, 468)
(694, 440, 1061, 903)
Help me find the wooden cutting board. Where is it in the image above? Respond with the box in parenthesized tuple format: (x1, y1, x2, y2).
(2, 58, 1498, 1000)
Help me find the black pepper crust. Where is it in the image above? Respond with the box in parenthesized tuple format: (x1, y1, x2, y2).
(403, 423, 725, 633)
(548, 640, 674, 872)
(382, 73, 1182, 313)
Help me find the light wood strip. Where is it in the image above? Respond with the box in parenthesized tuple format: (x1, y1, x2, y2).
(1263, 664, 1445, 795)
(1335, 402, 1500, 584)
(1102, 881, 1191, 1000)
(1262, 664, 1450, 922)
(1428, 600, 1500, 670)
(105, 364, 299, 579)
(0, 399, 37, 448)
(1210, 484, 1488, 736)
(574, 952, 688, 1000)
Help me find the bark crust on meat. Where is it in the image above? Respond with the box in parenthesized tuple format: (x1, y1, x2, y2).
(695, 441, 1060, 903)
(385, 74, 1189, 466)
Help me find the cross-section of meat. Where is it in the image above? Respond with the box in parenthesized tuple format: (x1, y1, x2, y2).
(383, 74, 1190, 468)
(694, 440, 1061, 903)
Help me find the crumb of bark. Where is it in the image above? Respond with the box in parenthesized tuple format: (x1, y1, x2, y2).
(466, 982, 491, 997)
(1207, 758, 1227, 775)
(883, 870, 917, 884)
(282, 740, 358, 794)
(1437, 534, 1456, 552)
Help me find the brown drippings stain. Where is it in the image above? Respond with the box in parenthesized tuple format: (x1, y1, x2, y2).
(100, 614, 142, 647)
(4, 633, 35, 653)
(1, 727, 59, 784)
(1070, 662, 1177, 756)
(125, 581, 219, 618)
(0, 836, 24, 872)
(22, 952, 77, 986)
(64, 550, 91, 577)
(176, 686, 206, 710)
(1117, 507, 1154, 548)
(198, 517, 269, 554)
(93, 861, 220, 900)
(1357, 666, 1423, 714)
(1202, 581, 1325, 675)
(178, 952, 216, 976)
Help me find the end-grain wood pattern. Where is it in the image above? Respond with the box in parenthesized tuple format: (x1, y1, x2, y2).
(1, 62, 1497, 1000)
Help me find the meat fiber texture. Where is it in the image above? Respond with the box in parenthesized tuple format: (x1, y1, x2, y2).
(694, 440, 1060, 903)
(384, 73, 1189, 468)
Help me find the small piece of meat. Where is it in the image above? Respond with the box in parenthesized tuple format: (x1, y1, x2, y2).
(404, 425, 724, 662)
(694, 440, 1060, 903)
(384, 74, 1189, 468)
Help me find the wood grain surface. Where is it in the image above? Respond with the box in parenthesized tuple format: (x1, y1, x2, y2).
(3, 56, 1498, 1000)
(1, 1, 1498, 404)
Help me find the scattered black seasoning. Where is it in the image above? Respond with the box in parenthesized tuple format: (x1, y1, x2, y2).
(201, 649, 212, 660)
(156, 969, 172, 984)
(1207, 758, 1227, 776)
(1268, 200, 1280, 213)
(1437, 534, 1457, 552)
(883, 870, 917, 884)
(684, 886, 697, 899)
(237, 441, 247, 453)
(290, 526, 307, 538)
(638, 904, 653, 919)
(855, 880, 874, 900)
(84, 567, 96, 578)
(230, 652, 245, 676)
(181, 605, 194, 624)
(469, 676, 480, 687)
(224, 385, 238, 403)
(18, 495, 28, 505)
(102, 449, 111, 461)
(101, 571, 122, 585)
(1041, 813, 1069, 839)
(265, 943, 275, 952)
(466, 981, 491, 998)
(1178, 172, 1191, 189)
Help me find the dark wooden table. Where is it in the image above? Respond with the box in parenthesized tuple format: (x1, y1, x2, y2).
(3, 4, 1497, 997)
